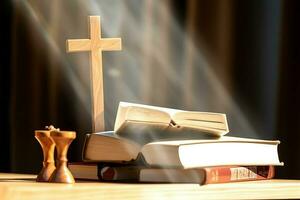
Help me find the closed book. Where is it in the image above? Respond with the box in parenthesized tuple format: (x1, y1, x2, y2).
(82, 131, 282, 168)
(69, 163, 275, 184)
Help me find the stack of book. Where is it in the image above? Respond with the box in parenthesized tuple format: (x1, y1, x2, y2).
(69, 102, 283, 184)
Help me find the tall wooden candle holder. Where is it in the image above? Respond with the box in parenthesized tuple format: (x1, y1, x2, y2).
(35, 130, 56, 182)
(49, 130, 76, 183)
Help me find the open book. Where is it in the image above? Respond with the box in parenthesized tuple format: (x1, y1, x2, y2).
(114, 102, 229, 138)
(82, 131, 283, 168)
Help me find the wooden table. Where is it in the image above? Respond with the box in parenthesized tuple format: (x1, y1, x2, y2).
(1, 173, 300, 199)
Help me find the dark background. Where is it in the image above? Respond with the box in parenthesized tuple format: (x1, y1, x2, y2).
(1, 0, 299, 179)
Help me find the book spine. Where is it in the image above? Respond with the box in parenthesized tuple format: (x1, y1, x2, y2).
(204, 166, 275, 184)
(100, 166, 141, 181)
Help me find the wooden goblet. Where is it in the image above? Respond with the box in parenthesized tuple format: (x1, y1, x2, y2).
(35, 130, 56, 182)
(49, 130, 76, 183)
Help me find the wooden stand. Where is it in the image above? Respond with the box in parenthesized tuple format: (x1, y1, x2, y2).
(34, 130, 56, 182)
(49, 130, 76, 184)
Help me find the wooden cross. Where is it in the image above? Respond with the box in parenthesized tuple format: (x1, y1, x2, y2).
(66, 16, 122, 132)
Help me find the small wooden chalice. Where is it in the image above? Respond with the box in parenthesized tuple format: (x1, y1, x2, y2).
(35, 128, 56, 182)
(49, 129, 76, 183)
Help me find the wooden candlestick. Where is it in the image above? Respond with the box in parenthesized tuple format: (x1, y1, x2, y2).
(35, 130, 56, 182)
(49, 130, 76, 183)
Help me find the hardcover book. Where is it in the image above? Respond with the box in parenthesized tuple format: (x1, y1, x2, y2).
(82, 131, 282, 168)
(69, 163, 275, 184)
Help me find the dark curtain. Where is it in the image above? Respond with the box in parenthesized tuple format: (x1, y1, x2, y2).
(0, 0, 12, 172)
(276, 0, 300, 178)
(0, 0, 299, 179)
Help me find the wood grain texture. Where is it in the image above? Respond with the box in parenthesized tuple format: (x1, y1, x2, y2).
(34, 130, 56, 182)
(66, 16, 122, 132)
(49, 131, 76, 183)
(1, 173, 300, 200)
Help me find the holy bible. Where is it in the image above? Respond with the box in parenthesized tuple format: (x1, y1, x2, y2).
(69, 163, 275, 184)
(114, 102, 229, 139)
(82, 131, 282, 168)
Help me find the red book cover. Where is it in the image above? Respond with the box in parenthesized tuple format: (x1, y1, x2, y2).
(204, 166, 275, 184)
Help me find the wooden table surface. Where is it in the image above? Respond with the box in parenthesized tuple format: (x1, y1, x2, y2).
(1, 173, 300, 200)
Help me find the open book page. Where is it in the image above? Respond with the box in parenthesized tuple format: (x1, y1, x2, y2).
(114, 102, 173, 131)
(173, 111, 228, 135)
(116, 102, 227, 118)
(116, 102, 179, 115)
(116, 121, 217, 144)
(174, 119, 228, 135)
(114, 102, 228, 136)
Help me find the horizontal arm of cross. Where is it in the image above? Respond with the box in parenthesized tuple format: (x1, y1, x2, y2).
(99, 38, 122, 51)
(66, 38, 121, 53)
(66, 39, 91, 52)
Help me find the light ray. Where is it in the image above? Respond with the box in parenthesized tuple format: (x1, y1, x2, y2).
(14, 0, 260, 183)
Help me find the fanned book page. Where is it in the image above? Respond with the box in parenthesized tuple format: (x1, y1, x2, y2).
(114, 102, 229, 138)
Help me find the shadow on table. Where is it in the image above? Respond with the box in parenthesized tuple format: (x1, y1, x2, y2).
(0, 178, 36, 182)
